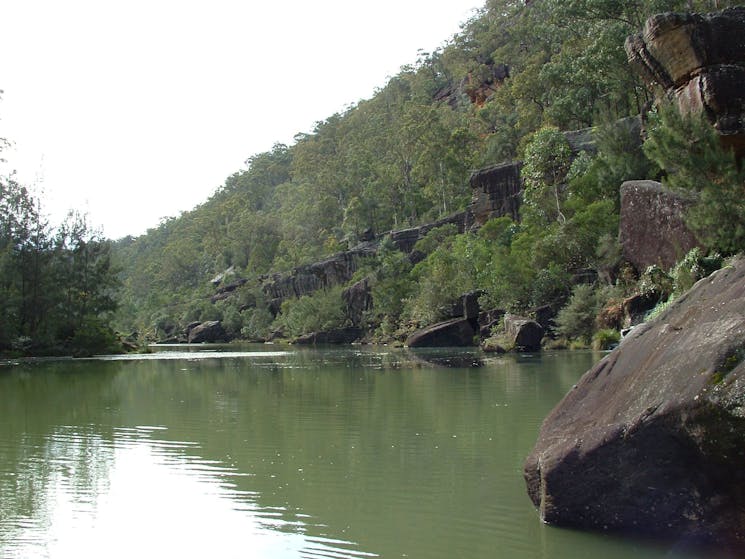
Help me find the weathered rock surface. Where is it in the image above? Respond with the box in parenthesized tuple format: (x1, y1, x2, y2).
(342, 278, 373, 327)
(405, 318, 478, 348)
(442, 290, 484, 321)
(261, 245, 377, 315)
(187, 321, 227, 344)
(503, 314, 544, 352)
(386, 211, 469, 253)
(524, 257, 745, 553)
(210, 278, 248, 304)
(469, 161, 522, 226)
(626, 8, 745, 155)
(619, 180, 701, 272)
(293, 327, 363, 345)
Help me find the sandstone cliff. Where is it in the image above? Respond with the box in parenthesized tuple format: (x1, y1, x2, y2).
(625, 7, 745, 156)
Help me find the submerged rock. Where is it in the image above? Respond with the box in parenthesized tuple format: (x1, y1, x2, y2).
(524, 256, 745, 554)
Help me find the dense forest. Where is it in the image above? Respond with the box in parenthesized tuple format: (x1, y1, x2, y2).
(3, 0, 744, 355)
(0, 170, 119, 356)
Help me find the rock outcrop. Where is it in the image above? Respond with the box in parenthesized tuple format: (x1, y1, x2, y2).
(210, 278, 248, 304)
(342, 278, 373, 327)
(524, 256, 745, 554)
(625, 8, 745, 156)
(386, 211, 470, 253)
(405, 318, 478, 348)
(293, 327, 363, 345)
(187, 321, 227, 344)
(261, 244, 377, 315)
(469, 162, 522, 226)
(619, 180, 701, 272)
(260, 213, 470, 315)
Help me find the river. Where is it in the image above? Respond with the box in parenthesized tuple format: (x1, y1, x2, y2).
(0, 345, 713, 558)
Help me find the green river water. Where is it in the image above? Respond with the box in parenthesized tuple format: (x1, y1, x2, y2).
(0, 345, 716, 558)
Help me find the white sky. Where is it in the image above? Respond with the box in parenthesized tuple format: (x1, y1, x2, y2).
(0, 0, 483, 239)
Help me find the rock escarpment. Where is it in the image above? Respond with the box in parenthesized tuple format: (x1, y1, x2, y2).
(468, 162, 522, 226)
(260, 212, 470, 315)
(625, 7, 745, 156)
(524, 256, 745, 554)
(261, 244, 377, 315)
(619, 180, 701, 272)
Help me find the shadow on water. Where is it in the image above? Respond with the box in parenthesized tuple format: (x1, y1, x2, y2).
(0, 345, 724, 559)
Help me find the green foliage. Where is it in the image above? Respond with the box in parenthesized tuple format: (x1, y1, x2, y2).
(109, 0, 730, 340)
(643, 103, 745, 254)
(273, 286, 347, 339)
(404, 232, 494, 326)
(368, 237, 414, 329)
(592, 328, 621, 351)
(412, 224, 458, 256)
(521, 127, 573, 225)
(555, 284, 598, 343)
(670, 247, 723, 295)
(638, 265, 673, 300)
(0, 177, 120, 355)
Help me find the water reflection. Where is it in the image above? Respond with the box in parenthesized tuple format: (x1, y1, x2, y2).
(0, 423, 374, 559)
(0, 347, 717, 559)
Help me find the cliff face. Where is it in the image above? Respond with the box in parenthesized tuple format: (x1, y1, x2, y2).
(625, 8, 745, 156)
(468, 162, 522, 226)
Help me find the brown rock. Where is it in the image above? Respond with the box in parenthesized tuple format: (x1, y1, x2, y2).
(619, 180, 701, 272)
(405, 318, 478, 348)
(293, 327, 362, 345)
(468, 162, 522, 226)
(342, 278, 373, 327)
(187, 321, 227, 344)
(626, 8, 745, 154)
(524, 256, 745, 554)
(503, 314, 543, 352)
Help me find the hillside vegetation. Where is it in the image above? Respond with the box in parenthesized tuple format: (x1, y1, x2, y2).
(110, 0, 743, 347)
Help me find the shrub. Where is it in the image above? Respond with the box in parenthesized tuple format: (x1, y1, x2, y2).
(671, 247, 723, 295)
(643, 103, 745, 254)
(555, 284, 597, 343)
(273, 286, 347, 338)
(592, 328, 620, 350)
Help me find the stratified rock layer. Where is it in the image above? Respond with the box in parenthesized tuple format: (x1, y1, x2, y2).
(625, 8, 745, 154)
(619, 180, 701, 272)
(524, 256, 745, 554)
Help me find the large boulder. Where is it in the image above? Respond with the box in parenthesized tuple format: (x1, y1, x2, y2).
(503, 314, 543, 352)
(625, 8, 745, 156)
(187, 321, 227, 344)
(524, 257, 745, 554)
(619, 180, 701, 272)
(406, 318, 478, 348)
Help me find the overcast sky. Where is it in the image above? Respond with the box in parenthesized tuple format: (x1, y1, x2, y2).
(0, 0, 483, 239)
